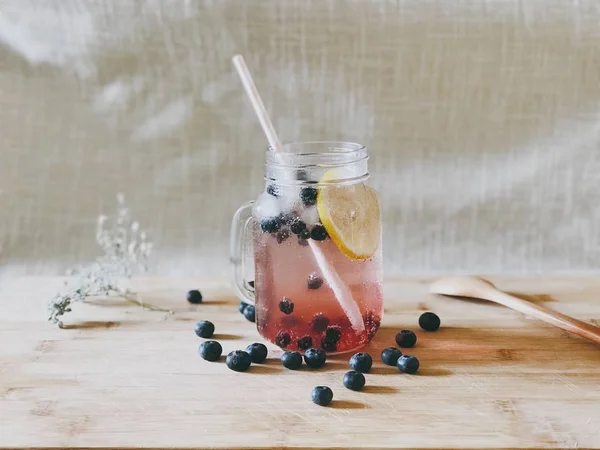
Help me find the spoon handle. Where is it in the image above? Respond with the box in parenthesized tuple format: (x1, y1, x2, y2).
(489, 290, 600, 345)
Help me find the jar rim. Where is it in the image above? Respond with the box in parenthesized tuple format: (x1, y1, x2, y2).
(265, 141, 368, 167)
(264, 141, 369, 185)
(268, 141, 366, 154)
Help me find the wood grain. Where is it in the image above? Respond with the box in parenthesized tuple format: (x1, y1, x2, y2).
(0, 277, 599, 449)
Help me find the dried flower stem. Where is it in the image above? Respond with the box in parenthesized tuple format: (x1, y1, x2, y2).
(118, 290, 173, 315)
(47, 194, 170, 326)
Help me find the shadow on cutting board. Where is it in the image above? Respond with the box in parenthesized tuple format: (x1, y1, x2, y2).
(369, 324, 599, 368)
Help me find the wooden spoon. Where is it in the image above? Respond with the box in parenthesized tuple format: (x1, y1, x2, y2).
(430, 276, 600, 345)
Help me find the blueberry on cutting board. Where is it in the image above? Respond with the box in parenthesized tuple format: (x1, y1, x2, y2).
(395, 330, 417, 348)
(304, 348, 326, 368)
(419, 312, 441, 331)
(187, 290, 203, 304)
(198, 341, 222, 361)
(311, 386, 333, 406)
(243, 305, 256, 322)
(397, 355, 420, 374)
(343, 370, 366, 391)
(349, 352, 373, 373)
(281, 351, 303, 370)
(381, 347, 402, 366)
(194, 320, 215, 338)
(246, 343, 268, 363)
(226, 350, 252, 372)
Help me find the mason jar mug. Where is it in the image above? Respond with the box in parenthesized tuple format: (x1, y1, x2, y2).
(231, 142, 383, 354)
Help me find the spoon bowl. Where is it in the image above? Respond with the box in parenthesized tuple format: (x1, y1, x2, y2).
(430, 276, 496, 299)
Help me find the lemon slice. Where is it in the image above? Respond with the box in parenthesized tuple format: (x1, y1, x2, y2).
(316, 170, 381, 260)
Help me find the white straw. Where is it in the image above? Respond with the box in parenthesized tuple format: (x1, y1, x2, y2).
(232, 55, 282, 153)
(308, 241, 365, 332)
(232, 54, 365, 334)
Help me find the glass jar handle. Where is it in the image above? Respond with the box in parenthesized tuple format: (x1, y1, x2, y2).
(229, 201, 255, 305)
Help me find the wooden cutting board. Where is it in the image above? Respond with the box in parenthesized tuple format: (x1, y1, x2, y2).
(1, 277, 599, 449)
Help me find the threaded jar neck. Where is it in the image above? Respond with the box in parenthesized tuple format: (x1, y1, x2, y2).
(265, 141, 369, 186)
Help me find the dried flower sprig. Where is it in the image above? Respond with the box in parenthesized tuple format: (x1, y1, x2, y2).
(47, 193, 171, 327)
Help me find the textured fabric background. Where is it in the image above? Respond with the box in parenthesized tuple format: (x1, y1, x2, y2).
(1, 0, 599, 278)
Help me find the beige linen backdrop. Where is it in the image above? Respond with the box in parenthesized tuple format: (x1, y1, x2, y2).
(1, 1, 599, 279)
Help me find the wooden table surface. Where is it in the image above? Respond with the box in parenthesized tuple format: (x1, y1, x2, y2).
(1, 276, 599, 449)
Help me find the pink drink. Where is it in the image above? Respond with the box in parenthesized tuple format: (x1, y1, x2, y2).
(253, 226, 383, 353)
(231, 142, 383, 354)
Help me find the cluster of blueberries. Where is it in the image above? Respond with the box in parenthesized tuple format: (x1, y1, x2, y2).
(260, 186, 329, 246)
(237, 282, 256, 323)
(189, 289, 442, 407)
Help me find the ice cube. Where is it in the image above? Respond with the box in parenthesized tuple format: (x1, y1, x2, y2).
(254, 193, 280, 219)
(300, 205, 320, 225)
(278, 188, 301, 214)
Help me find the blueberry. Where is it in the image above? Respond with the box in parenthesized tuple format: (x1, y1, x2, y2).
(246, 343, 268, 363)
(194, 320, 215, 338)
(275, 331, 291, 348)
(304, 348, 326, 368)
(381, 347, 402, 366)
(310, 224, 328, 241)
(290, 219, 307, 235)
(187, 289, 203, 304)
(300, 187, 318, 206)
(310, 314, 330, 333)
(395, 330, 417, 348)
(238, 301, 248, 314)
(299, 229, 311, 240)
(266, 184, 279, 197)
(260, 218, 280, 234)
(311, 386, 333, 406)
(297, 336, 313, 350)
(248, 280, 255, 288)
(320, 338, 337, 352)
(397, 354, 420, 374)
(279, 298, 294, 315)
(349, 352, 372, 373)
(281, 351, 303, 370)
(343, 370, 366, 391)
(226, 350, 252, 372)
(243, 304, 256, 322)
(364, 311, 381, 341)
(298, 237, 309, 247)
(198, 341, 222, 361)
(307, 273, 323, 290)
(325, 326, 342, 342)
(277, 212, 296, 226)
(419, 312, 441, 331)
(276, 228, 290, 244)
